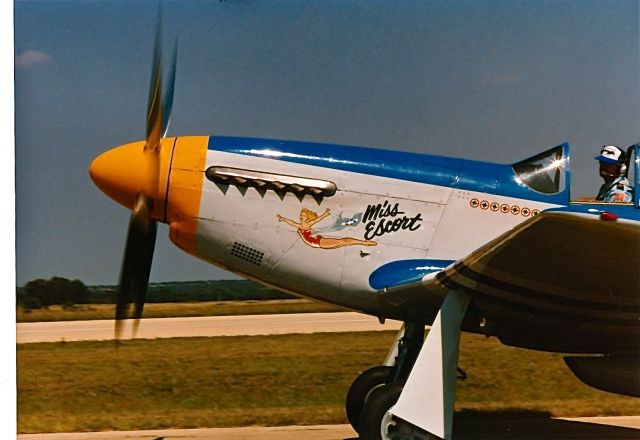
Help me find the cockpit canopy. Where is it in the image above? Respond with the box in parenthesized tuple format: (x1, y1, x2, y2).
(512, 144, 568, 195)
(627, 144, 640, 207)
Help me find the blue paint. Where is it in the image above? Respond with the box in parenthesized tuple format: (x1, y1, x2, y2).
(632, 144, 640, 208)
(208, 136, 571, 204)
(369, 259, 456, 290)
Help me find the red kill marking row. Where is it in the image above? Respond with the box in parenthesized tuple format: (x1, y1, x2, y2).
(469, 198, 539, 217)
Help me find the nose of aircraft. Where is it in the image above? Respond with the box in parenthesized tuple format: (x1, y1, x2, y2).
(89, 139, 174, 221)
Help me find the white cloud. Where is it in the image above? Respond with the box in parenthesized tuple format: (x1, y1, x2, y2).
(15, 50, 51, 68)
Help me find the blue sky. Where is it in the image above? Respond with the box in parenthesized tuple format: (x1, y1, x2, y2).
(14, 0, 640, 286)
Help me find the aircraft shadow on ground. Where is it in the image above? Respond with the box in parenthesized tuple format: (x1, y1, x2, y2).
(348, 409, 639, 440)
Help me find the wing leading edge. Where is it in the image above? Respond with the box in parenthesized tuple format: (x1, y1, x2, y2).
(379, 209, 639, 354)
(436, 209, 639, 353)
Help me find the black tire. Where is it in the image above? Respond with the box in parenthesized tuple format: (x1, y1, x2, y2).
(358, 381, 404, 440)
(346, 365, 393, 433)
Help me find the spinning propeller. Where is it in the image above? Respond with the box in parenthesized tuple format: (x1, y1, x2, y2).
(113, 26, 177, 339)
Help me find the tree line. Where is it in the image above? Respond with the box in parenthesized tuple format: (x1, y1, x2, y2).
(16, 277, 292, 309)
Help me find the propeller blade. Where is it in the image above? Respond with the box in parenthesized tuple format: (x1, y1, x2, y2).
(144, 23, 177, 200)
(162, 39, 178, 138)
(115, 197, 157, 339)
(114, 15, 177, 339)
(146, 23, 178, 149)
(145, 23, 163, 155)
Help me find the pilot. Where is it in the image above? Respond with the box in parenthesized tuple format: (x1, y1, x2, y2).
(595, 145, 633, 203)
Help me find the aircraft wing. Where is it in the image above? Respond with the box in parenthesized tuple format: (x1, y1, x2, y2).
(379, 208, 640, 353)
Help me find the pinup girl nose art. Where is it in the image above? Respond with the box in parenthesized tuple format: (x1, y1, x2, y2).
(277, 208, 377, 249)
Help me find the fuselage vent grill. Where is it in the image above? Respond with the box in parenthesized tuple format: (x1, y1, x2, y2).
(230, 242, 264, 266)
(206, 166, 337, 202)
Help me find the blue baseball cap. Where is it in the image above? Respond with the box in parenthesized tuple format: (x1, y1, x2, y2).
(595, 145, 625, 164)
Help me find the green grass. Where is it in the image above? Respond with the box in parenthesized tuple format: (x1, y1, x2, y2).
(17, 331, 640, 433)
(17, 299, 346, 322)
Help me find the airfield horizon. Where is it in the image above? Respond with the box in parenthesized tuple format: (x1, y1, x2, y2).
(17, 299, 345, 323)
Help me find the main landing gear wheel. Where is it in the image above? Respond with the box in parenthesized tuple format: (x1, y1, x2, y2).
(358, 381, 403, 440)
(346, 365, 393, 433)
(359, 382, 433, 440)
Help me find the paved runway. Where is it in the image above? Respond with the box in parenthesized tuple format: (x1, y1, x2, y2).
(16, 312, 403, 343)
(16, 417, 640, 440)
(19, 425, 354, 440)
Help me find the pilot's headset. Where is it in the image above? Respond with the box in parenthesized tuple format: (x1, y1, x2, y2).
(595, 145, 627, 176)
